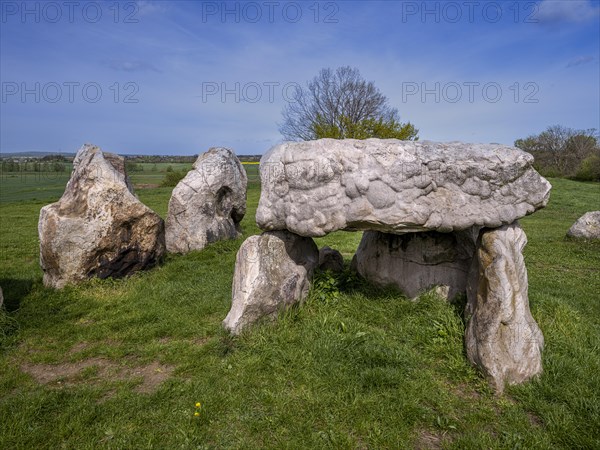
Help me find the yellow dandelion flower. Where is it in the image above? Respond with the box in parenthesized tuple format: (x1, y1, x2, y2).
(194, 412, 200, 417)
(195, 402, 201, 408)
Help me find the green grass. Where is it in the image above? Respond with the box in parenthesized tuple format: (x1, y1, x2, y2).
(0, 174, 599, 448)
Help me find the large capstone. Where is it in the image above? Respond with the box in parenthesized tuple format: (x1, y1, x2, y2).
(38, 144, 166, 288)
(566, 211, 600, 240)
(352, 228, 479, 300)
(166, 147, 247, 253)
(256, 139, 551, 237)
(223, 231, 318, 335)
(465, 222, 544, 393)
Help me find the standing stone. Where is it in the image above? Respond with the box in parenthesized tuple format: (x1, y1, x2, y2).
(566, 211, 600, 240)
(465, 222, 544, 393)
(318, 246, 344, 273)
(39, 144, 166, 288)
(223, 231, 319, 335)
(166, 148, 247, 253)
(352, 229, 479, 300)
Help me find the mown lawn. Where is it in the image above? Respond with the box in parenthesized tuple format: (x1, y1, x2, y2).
(0, 171, 599, 448)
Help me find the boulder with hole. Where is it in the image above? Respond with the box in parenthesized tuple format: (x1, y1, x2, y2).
(166, 147, 247, 253)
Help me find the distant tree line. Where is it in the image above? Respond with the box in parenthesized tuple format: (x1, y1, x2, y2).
(125, 155, 197, 164)
(515, 125, 600, 181)
(1, 160, 66, 173)
(124, 154, 261, 164)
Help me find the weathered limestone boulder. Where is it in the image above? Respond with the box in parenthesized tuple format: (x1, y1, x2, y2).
(566, 211, 600, 240)
(318, 246, 344, 273)
(257, 139, 551, 236)
(38, 144, 166, 288)
(166, 147, 247, 253)
(465, 222, 544, 393)
(223, 231, 318, 335)
(352, 228, 479, 300)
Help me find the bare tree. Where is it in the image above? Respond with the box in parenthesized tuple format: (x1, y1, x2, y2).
(279, 66, 417, 141)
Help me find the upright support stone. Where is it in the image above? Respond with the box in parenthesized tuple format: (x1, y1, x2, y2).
(352, 228, 479, 300)
(223, 231, 319, 335)
(465, 222, 544, 393)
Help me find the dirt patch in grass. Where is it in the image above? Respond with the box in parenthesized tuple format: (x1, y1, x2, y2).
(68, 341, 90, 354)
(190, 337, 210, 346)
(414, 429, 445, 449)
(21, 357, 115, 385)
(527, 411, 544, 427)
(20, 356, 175, 394)
(135, 183, 160, 189)
(449, 381, 483, 401)
(129, 361, 174, 393)
(75, 317, 95, 326)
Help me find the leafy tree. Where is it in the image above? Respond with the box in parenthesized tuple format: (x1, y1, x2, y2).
(312, 115, 418, 140)
(279, 66, 418, 141)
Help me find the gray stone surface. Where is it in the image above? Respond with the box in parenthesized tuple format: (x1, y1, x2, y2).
(318, 246, 344, 273)
(465, 222, 544, 394)
(566, 211, 600, 240)
(223, 231, 319, 335)
(0, 286, 3, 308)
(256, 139, 551, 237)
(38, 144, 166, 288)
(166, 147, 247, 253)
(352, 229, 479, 300)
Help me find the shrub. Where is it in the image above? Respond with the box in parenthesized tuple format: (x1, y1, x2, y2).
(161, 170, 186, 187)
(572, 153, 600, 182)
(126, 161, 143, 172)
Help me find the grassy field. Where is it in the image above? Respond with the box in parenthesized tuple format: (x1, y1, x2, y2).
(0, 164, 599, 448)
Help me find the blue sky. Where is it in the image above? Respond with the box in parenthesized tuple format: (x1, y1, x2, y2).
(1, 0, 599, 155)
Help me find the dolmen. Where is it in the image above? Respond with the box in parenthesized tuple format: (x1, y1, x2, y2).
(166, 148, 247, 253)
(223, 138, 552, 393)
(38, 144, 166, 288)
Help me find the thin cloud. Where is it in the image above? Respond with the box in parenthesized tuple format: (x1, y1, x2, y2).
(566, 55, 595, 68)
(136, 0, 168, 16)
(106, 60, 161, 73)
(536, 0, 600, 24)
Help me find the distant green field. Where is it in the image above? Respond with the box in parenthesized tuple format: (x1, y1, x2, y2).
(1, 163, 260, 204)
(0, 172, 599, 448)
